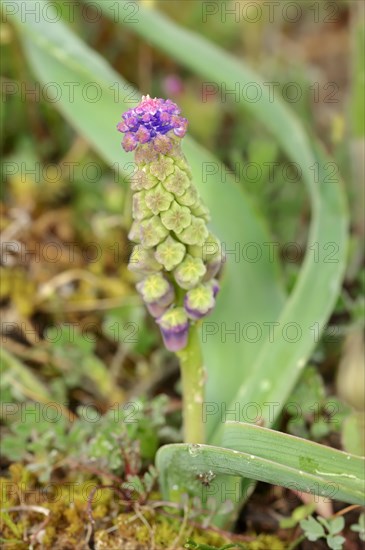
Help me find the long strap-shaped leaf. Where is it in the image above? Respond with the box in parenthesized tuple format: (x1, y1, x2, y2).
(93, 1, 349, 443)
(222, 422, 365, 496)
(156, 425, 365, 506)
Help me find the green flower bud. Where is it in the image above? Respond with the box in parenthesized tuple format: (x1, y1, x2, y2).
(145, 183, 174, 215)
(132, 190, 152, 220)
(191, 201, 211, 222)
(135, 143, 159, 165)
(155, 235, 186, 271)
(176, 185, 199, 207)
(160, 201, 191, 233)
(128, 245, 162, 273)
(184, 283, 215, 320)
(168, 140, 186, 161)
(163, 167, 190, 196)
(137, 273, 175, 317)
(149, 156, 175, 181)
(178, 216, 209, 246)
(131, 169, 158, 191)
(189, 233, 221, 261)
(203, 233, 222, 261)
(174, 254, 206, 289)
(140, 216, 169, 248)
(136, 273, 170, 303)
(128, 220, 141, 243)
(174, 157, 192, 179)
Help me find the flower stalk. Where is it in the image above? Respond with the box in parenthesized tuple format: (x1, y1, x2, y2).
(176, 323, 205, 443)
(117, 95, 222, 443)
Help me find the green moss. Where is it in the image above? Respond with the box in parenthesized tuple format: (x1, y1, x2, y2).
(0, 464, 286, 549)
(98, 510, 235, 549)
(246, 534, 286, 550)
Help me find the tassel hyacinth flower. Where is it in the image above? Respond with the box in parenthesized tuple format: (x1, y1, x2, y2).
(117, 96, 222, 442)
(118, 95, 221, 350)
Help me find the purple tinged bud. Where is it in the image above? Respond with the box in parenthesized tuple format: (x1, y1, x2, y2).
(146, 302, 169, 318)
(157, 307, 189, 352)
(173, 119, 188, 138)
(145, 283, 175, 318)
(159, 111, 171, 123)
(184, 284, 215, 320)
(122, 133, 138, 152)
(137, 273, 175, 318)
(135, 144, 159, 165)
(170, 115, 181, 128)
(153, 135, 173, 155)
(203, 258, 222, 281)
(207, 278, 220, 297)
(135, 126, 150, 143)
(136, 273, 173, 303)
(117, 122, 129, 132)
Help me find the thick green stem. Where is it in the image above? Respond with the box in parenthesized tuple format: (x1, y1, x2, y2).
(177, 323, 205, 444)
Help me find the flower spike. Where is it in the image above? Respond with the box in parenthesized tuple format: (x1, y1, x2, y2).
(119, 96, 222, 351)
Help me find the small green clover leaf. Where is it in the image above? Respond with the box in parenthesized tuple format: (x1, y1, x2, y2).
(300, 515, 346, 549)
(351, 513, 365, 541)
(326, 535, 346, 550)
(300, 516, 326, 541)
(326, 516, 345, 534)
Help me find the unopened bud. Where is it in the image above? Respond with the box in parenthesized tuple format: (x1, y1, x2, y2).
(157, 307, 189, 352)
(174, 254, 206, 289)
(155, 236, 186, 271)
(184, 284, 215, 320)
(160, 201, 191, 233)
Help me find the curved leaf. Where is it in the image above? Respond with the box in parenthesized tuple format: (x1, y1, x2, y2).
(156, 434, 365, 507)
(94, 1, 349, 442)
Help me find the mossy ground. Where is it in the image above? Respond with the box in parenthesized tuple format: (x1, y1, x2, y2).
(0, 464, 286, 549)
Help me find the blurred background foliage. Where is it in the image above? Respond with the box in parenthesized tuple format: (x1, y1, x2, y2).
(0, 0, 364, 547)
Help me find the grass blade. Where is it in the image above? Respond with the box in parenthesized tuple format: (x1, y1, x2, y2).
(0, 347, 53, 404)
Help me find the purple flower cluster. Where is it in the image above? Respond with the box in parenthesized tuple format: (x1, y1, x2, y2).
(117, 95, 188, 152)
